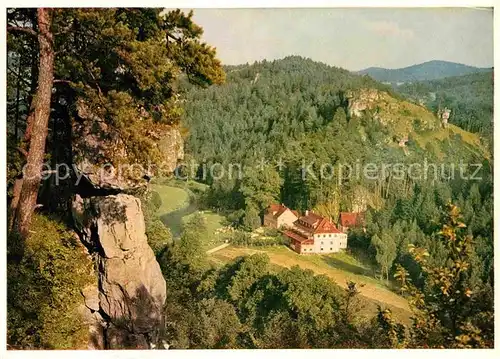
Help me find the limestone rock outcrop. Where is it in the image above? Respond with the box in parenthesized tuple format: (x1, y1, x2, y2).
(73, 100, 184, 190)
(346, 88, 383, 118)
(71, 99, 182, 349)
(73, 193, 166, 349)
(345, 88, 439, 141)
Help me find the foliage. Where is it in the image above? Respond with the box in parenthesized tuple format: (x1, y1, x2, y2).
(151, 191, 162, 211)
(139, 189, 173, 255)
(7, 214, 96, 349)
(182, 56, 489, 223)
(160, 212, 209, 278)
(7, 8, 226, 209)
(349, 173, 493, 289)
(175, 56, 493, 349)
(231, 230, 289, 247)
(242, 203, 262, 231)
(6, 8, 494, 350)
(383, 204, 494, 348)
(164, 246, 379, 348)
(160, 199, 493, 348)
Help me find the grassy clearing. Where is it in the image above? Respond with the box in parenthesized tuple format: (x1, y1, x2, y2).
(151, 184, 190, 214)
(152, 178, 209, 194)
(151, 182, 229, 250)
(412, 124, 486, 160)
(209, 245, 412, 324)
(448, 124, 481, 147)
(183, 210, 230, 249)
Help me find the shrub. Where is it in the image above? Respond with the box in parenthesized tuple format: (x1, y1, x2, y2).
(151, 191, 162, 211)
(231, 231, 252, 246)
(263, 227, 280, 237)
(413, 118, 422, 131)
(7, 214, 96, 349)
(231, 230, 289, 247)
(139, 190, 173, 256)
(146, 219, 173, 255)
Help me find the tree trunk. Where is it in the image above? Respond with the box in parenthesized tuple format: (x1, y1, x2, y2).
(14, 58, 22, 140)
(14, 8, 54, 238)
(8, 178, 23, 231)
(8, 63, 24, 231)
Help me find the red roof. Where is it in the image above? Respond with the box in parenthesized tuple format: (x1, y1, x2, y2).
(315, 218, 343, 234)
(267, 204, 283, 214)
(284, 230, 312, 243)
(295, 212, 342, 235)
(265, 204, 298, 220)
(340, 212, 363, 227)
(300, 212, 323, 226)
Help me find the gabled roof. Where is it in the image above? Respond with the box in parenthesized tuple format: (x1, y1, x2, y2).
(315, 217, 343, 234)
(275, 206, 289, 218)
(265, 204, 298, 220)
(339, 212, 364, 227)
(295, 212, 342, 235)
(300, 211, 323, 226)
(266, 204, 283, 214)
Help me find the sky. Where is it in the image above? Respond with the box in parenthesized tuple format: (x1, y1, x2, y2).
(189, 8, 494, 71)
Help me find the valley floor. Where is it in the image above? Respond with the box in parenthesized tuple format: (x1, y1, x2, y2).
(152, 180, 413, 325)
(152, 182, 230, 249)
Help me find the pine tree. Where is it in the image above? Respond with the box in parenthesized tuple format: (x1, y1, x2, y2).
(7, 8, 225, 236)
(371, 230, 397, 281)
(8, 9, 54, 238)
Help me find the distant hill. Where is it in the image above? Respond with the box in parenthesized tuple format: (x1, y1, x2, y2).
(395, 71, 493, 134)
(181, 56, 488, 176)
(357, 60, 491, 84)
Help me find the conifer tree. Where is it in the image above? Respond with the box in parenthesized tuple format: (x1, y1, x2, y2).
(7, 8, 225, 236)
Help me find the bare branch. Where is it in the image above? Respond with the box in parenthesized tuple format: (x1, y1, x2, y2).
(165, 32, 181, 43)
(7, 26, 37, 37)
(16, 146, 28, 158)
(7, 67, 32, 87)
(53, 79, 73, 85)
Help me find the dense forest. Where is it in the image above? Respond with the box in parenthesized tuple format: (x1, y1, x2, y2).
(181, 56, 492, 229)
(6, 8, 494, 350)
(177, 56, 494, 347)
(159, 203, 494, 348)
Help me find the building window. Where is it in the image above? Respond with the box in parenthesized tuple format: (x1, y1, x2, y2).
(310, 248, 313, 251)
(330, 241, 333, 244)
(330, 248, 332, 251)
(321, 248, 324, 251)
(321, 241, 323, 245)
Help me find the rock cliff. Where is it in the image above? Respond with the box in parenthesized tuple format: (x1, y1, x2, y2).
(70, 104, 183, 348)
(73, 194, 166, 349)
(345, 88, 439, 139)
